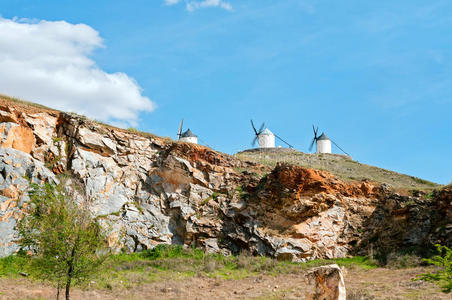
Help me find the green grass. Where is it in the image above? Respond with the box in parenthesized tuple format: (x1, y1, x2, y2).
(93, 248, 377, 288)
(303, 256, 377, 270)
(0, 245, 377, 290)
(0, 254, 36, 278)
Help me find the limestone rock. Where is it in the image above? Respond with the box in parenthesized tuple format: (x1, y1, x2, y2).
(305, 264, 346, 300)
(0, 107, 18, 123)
(77, 127, 116, 156)
(23, 113, 57, 146)
(0, 122, 35, 154)
(0, 148, 57, 256)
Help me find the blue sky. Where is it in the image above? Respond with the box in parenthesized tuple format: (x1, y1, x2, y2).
(0, 0, 450, 184)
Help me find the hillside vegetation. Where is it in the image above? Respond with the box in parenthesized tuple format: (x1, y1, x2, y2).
(235, 148, 439, 191)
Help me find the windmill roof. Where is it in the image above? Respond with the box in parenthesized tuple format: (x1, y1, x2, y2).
(260, 128, 274, 136)
(181, 129, 197, 138)
(317, 133, 330, 141)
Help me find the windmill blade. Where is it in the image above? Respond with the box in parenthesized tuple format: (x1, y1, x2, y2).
(331, 139, 350, 156)
(274, 133, 293, 148)
(250, 119, 258, 135)
(309, 138, 316, 152)
(177, 119, 184, 139)
(258, 122, 265, 134)
(252, 135, 258, 147)
(312, 125, 319, 139)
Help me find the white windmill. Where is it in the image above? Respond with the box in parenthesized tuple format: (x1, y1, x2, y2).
(177, 119, 198, 144)
(309, 125, 349, 155)
(250, 120, 293, 149)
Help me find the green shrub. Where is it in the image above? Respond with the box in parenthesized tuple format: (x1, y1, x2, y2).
(18, 183, 110, 299)
(128, 127, 140, 133)
(141, 245, 204, 260)
(416, 244, 452, 293)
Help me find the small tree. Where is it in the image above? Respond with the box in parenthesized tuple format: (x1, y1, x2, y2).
(18, 183, 109, 300)
(416, 244, 452, 293)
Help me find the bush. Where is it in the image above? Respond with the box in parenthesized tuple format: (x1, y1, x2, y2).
(142, 245, 204, 260)
(18, 183, 110, 300)
(416, 244, 452, 293)
(127, 127, 140, 133)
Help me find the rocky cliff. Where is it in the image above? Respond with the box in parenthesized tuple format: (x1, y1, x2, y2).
(0, 98, 451, 260)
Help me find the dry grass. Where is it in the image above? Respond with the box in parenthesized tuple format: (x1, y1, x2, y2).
(235, 148, 440, 191)
(1, 246, 449, 299)
(345, 267, 449, 299)
(0, 266, 449, 299)
(0, 94, 59, 114)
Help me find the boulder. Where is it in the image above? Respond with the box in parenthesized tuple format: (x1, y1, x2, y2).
(305, 264, 346, 300)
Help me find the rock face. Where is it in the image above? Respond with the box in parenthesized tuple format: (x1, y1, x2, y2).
(0, 148, 57, 256)
(0, 100, 451, 259)
(305, 264, 346, 300)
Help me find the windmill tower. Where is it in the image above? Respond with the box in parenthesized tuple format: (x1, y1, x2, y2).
(309, 125, 349, 155)
(180, 129, 198, 144)
(250, 120, 293, 149)
(258, 129, 275, 148)
(177, 119, 198, 144)
(316, 133, 331, 153)
(251, 120, 273, 148)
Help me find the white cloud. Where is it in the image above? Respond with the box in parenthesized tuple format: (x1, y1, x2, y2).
(164, 0, 232, 11)
(187, 0, 232, 11)
(0, 17, 155, 127)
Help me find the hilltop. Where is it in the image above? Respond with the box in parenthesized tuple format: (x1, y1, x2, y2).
(1, 93, 441, 192)
(0, 93, 450, 258)
(235, 148, 439, 192)
(0, 94, 451, 299)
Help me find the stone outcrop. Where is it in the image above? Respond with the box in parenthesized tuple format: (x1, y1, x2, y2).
(0, 99, 450, 259)
(356, 186, 452, 256)
(0, 148, 57, 256)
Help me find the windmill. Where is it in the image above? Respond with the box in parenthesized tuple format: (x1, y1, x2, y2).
(251, 120, 266, 147)
(309, 125, 349, 155)
(250, 120, 294, 149)
(177, 119, 198, 144)
(177, 119, 184, 140)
